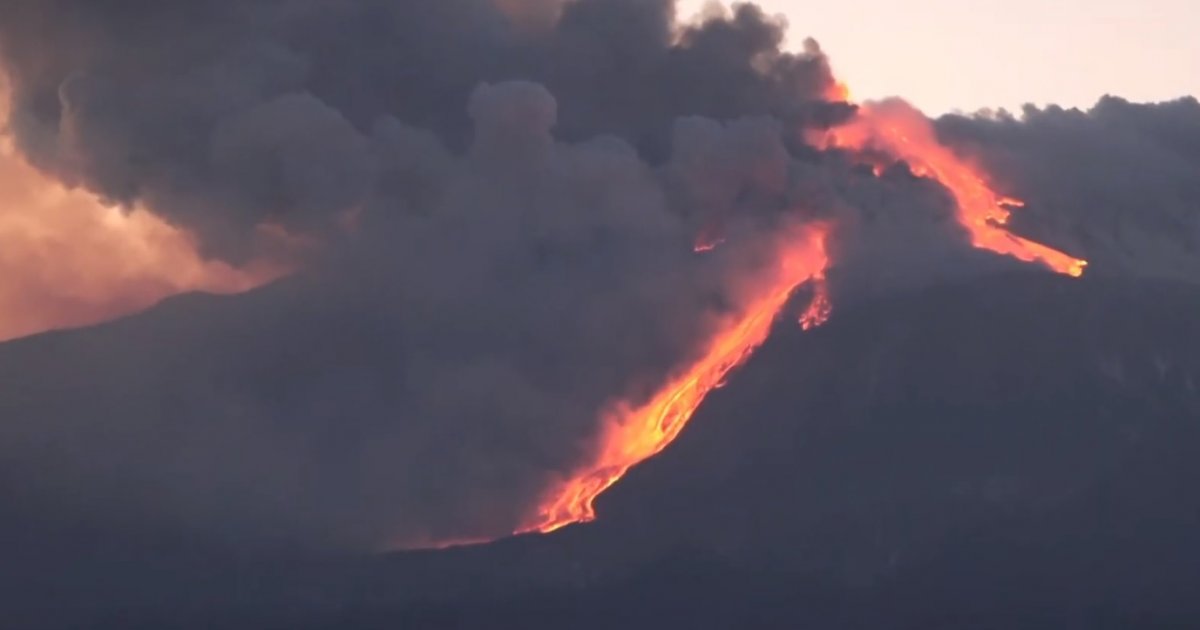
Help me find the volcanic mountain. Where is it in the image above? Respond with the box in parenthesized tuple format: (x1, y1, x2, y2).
(4, 270, 1200, 628)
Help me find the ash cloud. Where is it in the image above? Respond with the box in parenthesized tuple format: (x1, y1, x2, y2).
(0, 71, 833, 549)
(0, 0, 844, 259)
(936, 96, 1200, 283)
(0, 0, 864, 550)
(0, 0, 843, 548)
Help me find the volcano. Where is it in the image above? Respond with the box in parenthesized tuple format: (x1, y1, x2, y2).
(4, 270, 1200, 628)
(1, 1, 1197, 627)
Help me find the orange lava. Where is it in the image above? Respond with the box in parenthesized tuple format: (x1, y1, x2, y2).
(799, 276, 832, 331)
(0, 89, 286, 342)
(519, 223, 832, 534)
(693, 217, 727, 253)
(513, 80, 1086, 538)
(819, 99, 1086, 278)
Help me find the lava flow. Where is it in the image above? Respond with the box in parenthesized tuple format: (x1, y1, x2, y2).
(819, 96, 1087, 278)
(518, 85, 1088, 537)
(520, 223, 832, 534)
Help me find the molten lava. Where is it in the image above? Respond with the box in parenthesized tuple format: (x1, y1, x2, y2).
(799, 276, 832, 331)
(516, 83, 1088, 539)
(520, 223, 832, 534)
(817, 99, 1087, 278)
(0, 92, 285, 342)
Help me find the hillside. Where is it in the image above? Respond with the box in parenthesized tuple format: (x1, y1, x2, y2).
(4, 271, 1200, 628)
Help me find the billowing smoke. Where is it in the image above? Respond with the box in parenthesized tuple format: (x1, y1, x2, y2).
(0, 0, 845, 259)
(0, 76, 835, 549)
(0, 0, 857, 549)
(0, 0, 1194, 551)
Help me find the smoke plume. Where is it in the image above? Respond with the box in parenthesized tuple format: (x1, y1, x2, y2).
(0, 0, 844, 258)
(0, 0, 853, 548)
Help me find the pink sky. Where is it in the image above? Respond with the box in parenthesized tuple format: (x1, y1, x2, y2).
(680, 0, 1199, 115)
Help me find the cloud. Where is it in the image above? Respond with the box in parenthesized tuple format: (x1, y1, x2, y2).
(0, 78, 834, 549)
(0, 0, 843, 257)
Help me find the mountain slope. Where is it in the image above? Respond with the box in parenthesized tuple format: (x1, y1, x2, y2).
(4, 271, 1200, 628)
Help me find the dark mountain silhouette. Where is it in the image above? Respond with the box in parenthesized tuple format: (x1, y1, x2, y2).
(4, 271, 1200, 628)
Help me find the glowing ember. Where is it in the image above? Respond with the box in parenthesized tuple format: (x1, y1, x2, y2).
(0, 88, 286, 342)
(799, 276, 832, 331)
(817, 98, 1087, 278)
(693, 218, 727, 253)
(519, 224, 832, 534)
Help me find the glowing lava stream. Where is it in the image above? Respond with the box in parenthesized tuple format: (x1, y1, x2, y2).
(819, 92, 1087, 278)
(519, 224, 832, 535)
(517, 84, 1088, 538)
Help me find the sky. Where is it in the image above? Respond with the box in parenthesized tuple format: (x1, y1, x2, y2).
(680, 0, 1200, 115)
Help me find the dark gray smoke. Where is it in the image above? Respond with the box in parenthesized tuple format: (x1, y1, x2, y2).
(936, 96, 1200, 283)
(0, 0, 845, 259)
(0, 77, 826, 549)
(0, 0, 867, 549)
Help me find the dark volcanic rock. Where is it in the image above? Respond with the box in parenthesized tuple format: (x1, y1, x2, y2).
(585, 271, 1200, 622)
(5, 271, 1200, 628)
(328, 271, 1200, 628)
(601, 271, 1200, 554)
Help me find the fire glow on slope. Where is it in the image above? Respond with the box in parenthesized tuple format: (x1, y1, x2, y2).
(519, 224, 832, 534)
(817, 98, 1087, 278)
(516, 87, 1087, 539)
(0, 98, 285, 342)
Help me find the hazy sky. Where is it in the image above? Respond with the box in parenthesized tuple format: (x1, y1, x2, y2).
(680, 0, 1199, 115)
